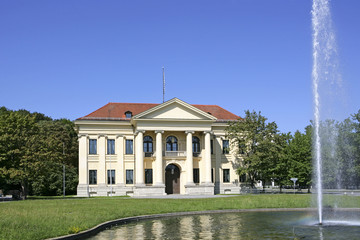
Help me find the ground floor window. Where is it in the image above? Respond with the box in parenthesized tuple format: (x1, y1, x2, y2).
(239, 174, 247, 182)
(107, 169, 115, 184)
(193, 168, 200, 183)
(145, 169, 153, 184)
(126, 170, 133, 184)
(89, 170, 97, 185)
(223, 169, 230, 183)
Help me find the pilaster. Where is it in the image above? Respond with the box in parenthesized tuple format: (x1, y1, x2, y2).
(77, 134, 89, 197)
(116, 135, 125, 186)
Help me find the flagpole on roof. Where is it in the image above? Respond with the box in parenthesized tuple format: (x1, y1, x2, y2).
(162, 66, 165, 103)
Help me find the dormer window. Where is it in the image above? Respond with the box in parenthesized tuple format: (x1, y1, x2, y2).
(125, 111, 132, 118)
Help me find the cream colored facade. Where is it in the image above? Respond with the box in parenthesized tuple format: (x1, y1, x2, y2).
(75, 98, 243, 197)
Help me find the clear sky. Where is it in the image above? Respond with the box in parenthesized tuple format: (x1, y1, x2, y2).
(1, 0, 359, 134)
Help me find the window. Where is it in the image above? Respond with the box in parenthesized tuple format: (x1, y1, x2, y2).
(145, 169, 153, 184)
(223, 169, 230, 183)
(107, 139, 115, 155)
(126, 170, 133, 184)
(89, 170, 97, 185)
(125, 111, 132, 118)
(89, 139, 97, 155)
(107, 170, 115, 184)
(211, 169, 214, 183)
(143, 136, 153, 153)
(126, 139, 133, 154)
(211, 140, 213, 154)
(238, 143, 246, 154)
(166, 136, 178, 151)
(193, 168, 200, 183)
(192, 136, 200, 153)
(240, 174, 247, 183)
(223, 140, 229, 154)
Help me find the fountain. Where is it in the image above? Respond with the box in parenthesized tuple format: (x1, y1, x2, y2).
(312, 0, 359, 226)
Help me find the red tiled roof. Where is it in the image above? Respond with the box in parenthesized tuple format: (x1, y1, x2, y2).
(78, 102, 240, 121)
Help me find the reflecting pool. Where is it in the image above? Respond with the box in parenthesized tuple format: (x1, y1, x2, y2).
(87, 210, 360, 240)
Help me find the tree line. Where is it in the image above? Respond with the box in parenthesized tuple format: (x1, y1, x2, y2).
(0, 107, 78, 198)
(226, 110, 360, 192)
(1, 106, 359, 197)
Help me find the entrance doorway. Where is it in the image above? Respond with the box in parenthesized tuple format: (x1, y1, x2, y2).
(165, 164, 180, 194)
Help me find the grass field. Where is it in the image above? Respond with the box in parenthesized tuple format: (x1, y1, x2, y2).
(1, 194, 359, 240)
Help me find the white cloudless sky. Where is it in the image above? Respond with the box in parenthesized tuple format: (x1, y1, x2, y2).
(1, 0, 359, 134)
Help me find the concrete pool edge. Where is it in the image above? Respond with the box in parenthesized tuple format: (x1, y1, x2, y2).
(47, 208, 360, 240)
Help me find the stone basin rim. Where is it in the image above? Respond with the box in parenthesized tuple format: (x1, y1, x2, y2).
(47, 208, 360, 240)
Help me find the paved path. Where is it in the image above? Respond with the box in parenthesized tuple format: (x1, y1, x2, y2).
(132, 194, 237, 199)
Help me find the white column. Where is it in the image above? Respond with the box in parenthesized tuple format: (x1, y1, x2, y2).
(116, 135, 124, 185)
(186, 131, 194, 185)
(215, 136, 221, 183)
(78, 134, 88, 185)
(155, 131, 164, 185)
(98, 134, 106, 185)
(204, 131, 212, 184)
(135, 130, 145, 185)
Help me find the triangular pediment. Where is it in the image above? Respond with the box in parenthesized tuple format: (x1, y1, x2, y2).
(133, 98, 217, 121)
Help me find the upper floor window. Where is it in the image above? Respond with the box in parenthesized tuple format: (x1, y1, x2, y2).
(223, 140, 229, 154)
(192, 136, 200, 153)
(89, 139, 97, 155)
(143, 136, 153, 153)
(126, 139, 133, 154)
(238, 143, 246, 154)
(166, 136, 178, 151)
(211, 140, 214, 154)
(125, 111, 132, 118)
(107, 139, 115, 155)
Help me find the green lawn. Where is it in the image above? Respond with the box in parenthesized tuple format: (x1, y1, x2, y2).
(0, 194, 359, 240)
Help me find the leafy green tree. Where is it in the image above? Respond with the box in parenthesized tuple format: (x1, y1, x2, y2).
(287, 127, 312, 192)
(271, 132, 292, 192)
(226, 110, 282, 189)
(0, 107, 78, 198)
(0, 108, 38, 198)
(28, 119, 78, 196)
(350, 110, 360, 187)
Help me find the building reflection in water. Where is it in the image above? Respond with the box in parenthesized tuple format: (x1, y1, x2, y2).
(87, 211, 359, 240)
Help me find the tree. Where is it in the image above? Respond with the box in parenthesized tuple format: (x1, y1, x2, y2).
(0, 107, 78, 198)
(0, 108, 38, 198)
(226, 110, 282, 189)
(28, 119, 78, 195)
(287, 127, 312, 192)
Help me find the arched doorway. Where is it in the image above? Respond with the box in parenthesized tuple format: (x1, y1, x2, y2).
(165, 164, 180, 194)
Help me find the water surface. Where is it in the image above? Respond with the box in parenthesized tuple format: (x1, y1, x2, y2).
(87, 211, 360, 240)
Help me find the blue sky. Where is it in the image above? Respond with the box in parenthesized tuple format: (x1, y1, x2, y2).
(1, 0, 359, 134)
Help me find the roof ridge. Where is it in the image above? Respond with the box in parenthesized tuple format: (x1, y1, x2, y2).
(108, 102, 159, 105)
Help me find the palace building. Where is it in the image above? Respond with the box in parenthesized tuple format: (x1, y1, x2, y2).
(75, 98, 243, 197)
